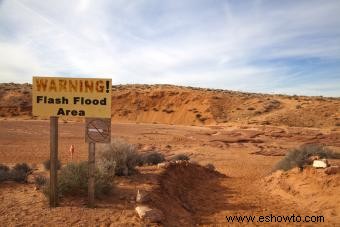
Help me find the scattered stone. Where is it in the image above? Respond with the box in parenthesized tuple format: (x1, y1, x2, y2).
(312, 159, 328, 168)
(325, 166, 339, 175)
(189, 160, 198, 165)
(157, 162, 170, 169)
(136, 190, 151, 203)
(135, 206, 164, 223)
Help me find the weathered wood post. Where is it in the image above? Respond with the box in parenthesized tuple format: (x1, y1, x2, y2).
(88, 142, 95, 208)
(50, 116, 58, 207)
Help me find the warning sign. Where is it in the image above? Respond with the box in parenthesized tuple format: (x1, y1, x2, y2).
(32, 77, 112, 118)
(85, 118, 111, 143)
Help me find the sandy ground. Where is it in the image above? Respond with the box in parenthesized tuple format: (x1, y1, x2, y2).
(0, 120, 339, 226)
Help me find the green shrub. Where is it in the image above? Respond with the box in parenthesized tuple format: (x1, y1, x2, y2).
(58, 162, 88, 196)
(139, 152, 165, 165)
(97, 138, 140, 176)
(56, 162, 112, 198)
(94, 174, 113, 197)
(11, 163, 31, 183)
(171, 153, 190, 161)
(274, 144, 340, 171)
(43, 159, 61, 171)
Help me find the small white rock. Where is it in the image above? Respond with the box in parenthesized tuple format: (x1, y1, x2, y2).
(157, 162, 170, 169)
(312, 159, 328, 168)
(135, 206, 164, 223)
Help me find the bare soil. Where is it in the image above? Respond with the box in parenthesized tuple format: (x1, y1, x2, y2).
(0, 120, 339, 226)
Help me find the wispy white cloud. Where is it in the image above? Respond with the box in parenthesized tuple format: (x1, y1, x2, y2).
(0, 0, 339, 96)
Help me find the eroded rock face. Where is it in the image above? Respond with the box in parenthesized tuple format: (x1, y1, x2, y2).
(135, 205, 164, 223)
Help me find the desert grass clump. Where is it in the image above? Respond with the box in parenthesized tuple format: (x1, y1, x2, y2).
(97, 138, 140, 176)
(11, 163, 32, 183)
(55, 162, 112, 198)
(43, 159, 61, 171)
(0, 164, 10, 182)
(274, 144, 340, 171)
(34, 175, 47, 188)
(139, 151, 165, 166)
(170, 153, 190, 161)
(13, 163, 31, 173)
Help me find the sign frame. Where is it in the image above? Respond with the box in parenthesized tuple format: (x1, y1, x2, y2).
(32, 76, 112, 118)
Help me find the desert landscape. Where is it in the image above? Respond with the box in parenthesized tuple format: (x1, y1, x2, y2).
(0, 83, 339, 226)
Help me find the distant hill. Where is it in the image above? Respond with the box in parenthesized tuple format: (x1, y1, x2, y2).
(0, 83, 339, 128)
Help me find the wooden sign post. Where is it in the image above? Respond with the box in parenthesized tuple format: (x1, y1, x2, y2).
(88, 142, 95, 208)
(32, 77, 112, 208)
(49, 116, 58, 207)
(85, 118, 111, 207)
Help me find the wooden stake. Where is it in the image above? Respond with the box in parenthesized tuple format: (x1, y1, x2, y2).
(88, 142, 95, 208)
(50, 116, 58, 207)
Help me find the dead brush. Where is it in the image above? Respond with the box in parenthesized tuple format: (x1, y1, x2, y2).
(0, 164, 10, 182)
(97, 138, 140, 176)
(139, 151, 165, 166)
(274, 144, 340, 171)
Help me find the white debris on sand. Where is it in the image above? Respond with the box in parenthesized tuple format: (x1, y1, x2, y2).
(135, 205, 164, 223)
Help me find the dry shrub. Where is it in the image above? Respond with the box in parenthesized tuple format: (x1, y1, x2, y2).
(97, 138, 140, 176)
(0, 163, 9, 172)
(139, 151, 165, 165)
(48, 162, 112, 198)
(11, 163, 31, 183)
(274, 144, 340, 171)
(13, 163, 31, 173)
(0, 164, 10, 182)
(43, 159, 61, 171)
(0, 163, 32, 183)
(34, 175, 47, 187)
(170, 153, 190, 161)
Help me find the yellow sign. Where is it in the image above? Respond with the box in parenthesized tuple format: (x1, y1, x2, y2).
(32, 77, 112, 118)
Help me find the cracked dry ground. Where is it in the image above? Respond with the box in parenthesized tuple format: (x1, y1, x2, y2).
(0, 120, 339, 226)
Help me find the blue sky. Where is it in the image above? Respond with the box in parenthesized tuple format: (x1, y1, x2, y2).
(0, 0, 339, 96)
